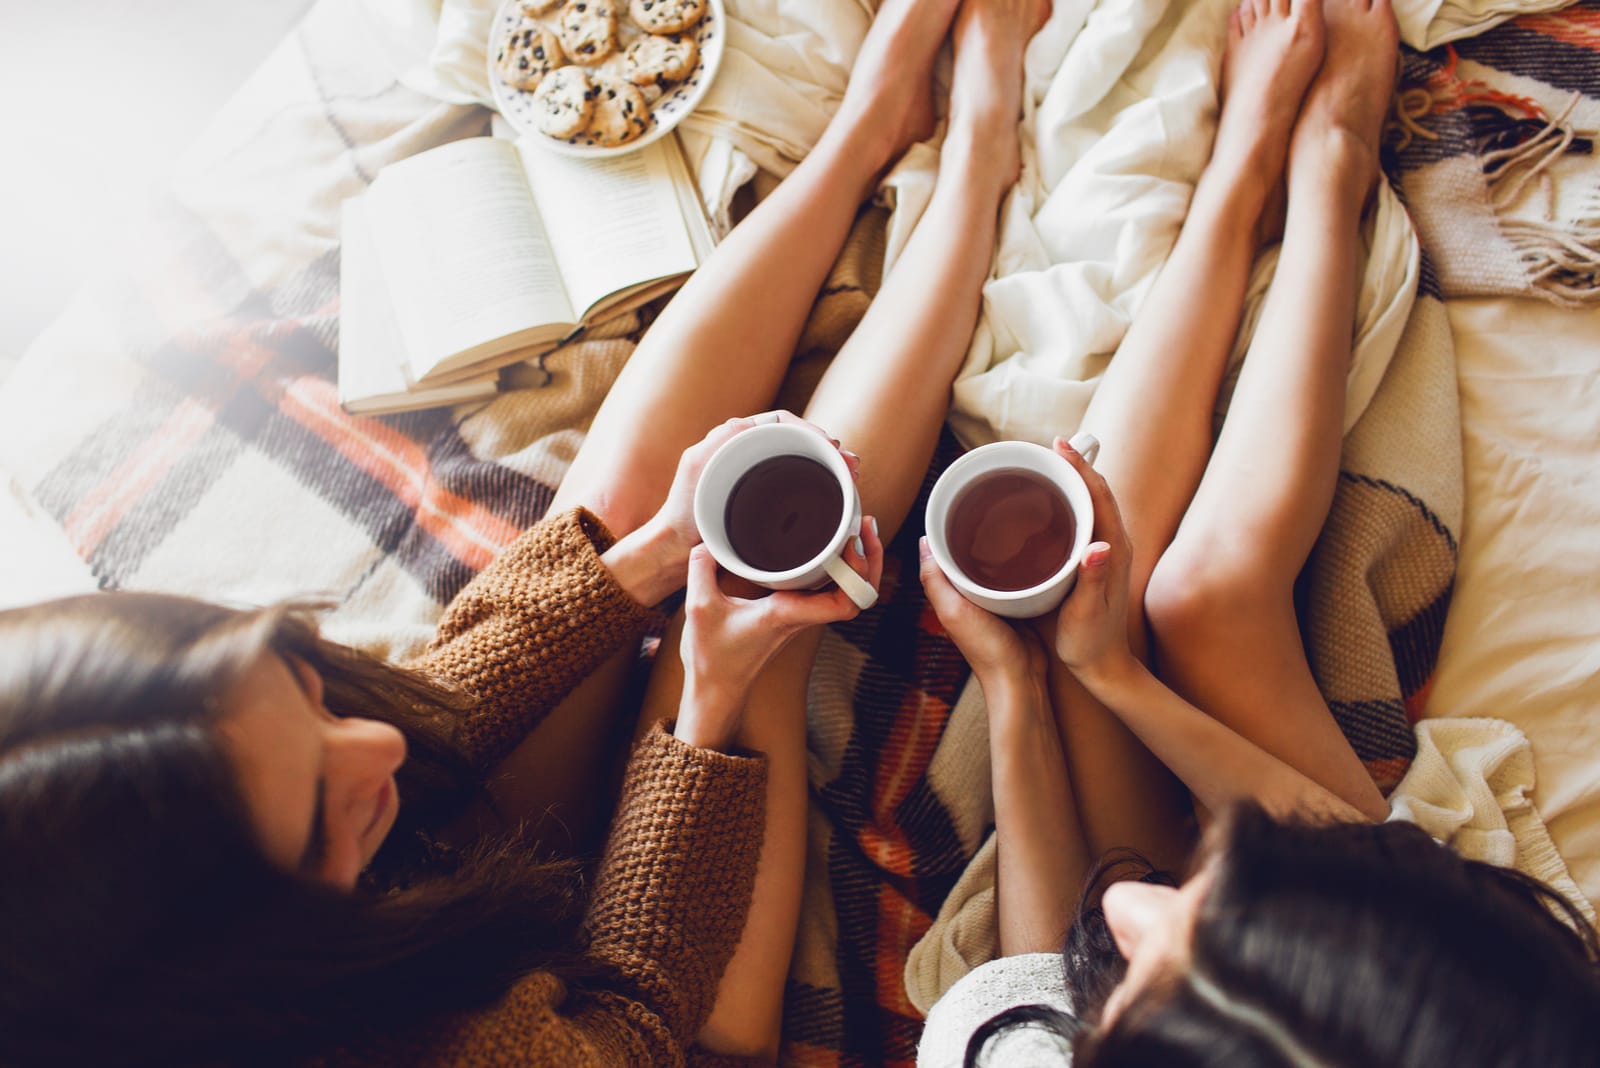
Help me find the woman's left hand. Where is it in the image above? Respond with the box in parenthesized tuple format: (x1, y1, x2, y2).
(675, 519, 882, 750)
(919, 537, 1048, 690)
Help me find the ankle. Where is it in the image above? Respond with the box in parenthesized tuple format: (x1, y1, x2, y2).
(1190, 165, 1272, 234)
(1289, 128, 1379, 210)
(811, 122, 898, 192)
(942, 116, 1021, 193)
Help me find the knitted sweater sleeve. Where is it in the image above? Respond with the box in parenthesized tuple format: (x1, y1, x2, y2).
(322, 724, 770, 1067)
(406, 507, 658, 773)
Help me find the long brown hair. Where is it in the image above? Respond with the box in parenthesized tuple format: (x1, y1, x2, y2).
(0, 592, 592, 1067)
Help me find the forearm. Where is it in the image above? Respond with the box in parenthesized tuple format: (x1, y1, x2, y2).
(584, 724, 768, 1046)
(983, 671, 1089, 957)
(674, 674, 745, 753)
(1079, 657, 1369, 823)
(413, 508, 658, 770)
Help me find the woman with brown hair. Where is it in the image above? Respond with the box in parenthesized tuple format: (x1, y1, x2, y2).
(0, 0, 1051, 1063)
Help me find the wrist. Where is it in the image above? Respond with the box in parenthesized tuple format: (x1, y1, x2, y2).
(977, 664, 1049, 717)
(673, 673, 745, 751)
(1075, 650, 1146, 702)
(601, 519, 688, 607)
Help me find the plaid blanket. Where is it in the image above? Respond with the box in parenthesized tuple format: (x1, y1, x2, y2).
(5, 0, 1594, 1064)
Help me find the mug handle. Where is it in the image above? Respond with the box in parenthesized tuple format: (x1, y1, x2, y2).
(823, 553, 879, 611)
(1067, 431, 1100, 466)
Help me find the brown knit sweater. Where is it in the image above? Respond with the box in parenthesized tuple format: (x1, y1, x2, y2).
(316, 508, 768, 1067)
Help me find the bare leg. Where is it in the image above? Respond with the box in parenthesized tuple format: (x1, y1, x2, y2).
(1045, 0, 1328, 866)
(1145, 0, 1397, 820)
(636, 0, 1051, 1055)
(489, 0, 963, 838)
(803, 0, 1044, 536)
(548, 0, 955, 534)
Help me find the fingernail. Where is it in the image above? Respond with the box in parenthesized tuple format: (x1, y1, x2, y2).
(918, 536, 932, 560)
(868, 516, 879, 538)
(853, 536, 865, 557)
(1058, 436, 1077, 454)
(842, 449, 861, 463)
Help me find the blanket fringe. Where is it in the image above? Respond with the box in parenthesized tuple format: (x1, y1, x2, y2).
(1485, 97, 1600, 304)
(1395, 50, 1600, 304)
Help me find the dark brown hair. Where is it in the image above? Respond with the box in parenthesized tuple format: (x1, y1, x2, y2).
(966, 805, 1600, 1067)
(0, 592, 592, 1067)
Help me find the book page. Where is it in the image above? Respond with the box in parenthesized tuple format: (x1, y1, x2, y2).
(366, 138, 575, 379)
(337, 199, 500, 415)
(661, 135, 718, 264)
(518, 137, 700, 322)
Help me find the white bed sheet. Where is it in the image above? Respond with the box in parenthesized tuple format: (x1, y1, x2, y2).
(1428, 297, 1600, 911)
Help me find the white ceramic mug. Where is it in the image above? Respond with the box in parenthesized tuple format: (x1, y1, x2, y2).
(924, 432, 1101, 619)
(693, 423, 878, 610)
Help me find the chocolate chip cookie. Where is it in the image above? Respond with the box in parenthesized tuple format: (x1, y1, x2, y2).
(629, 0, 706, 35)
(495, 23, 565, 92)
(532, 65, 595, 138)
(557, 0, 618, 64)
(587, 76, 652, 146)
(623, 32, 698, 85)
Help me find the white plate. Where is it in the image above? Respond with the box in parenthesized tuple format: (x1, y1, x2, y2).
(488, 0, 725, 158)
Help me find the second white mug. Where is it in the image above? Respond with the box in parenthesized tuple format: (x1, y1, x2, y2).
(924, 432, 1100, 619)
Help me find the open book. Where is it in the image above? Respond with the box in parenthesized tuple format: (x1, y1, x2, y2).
(339, 134, 715, 413)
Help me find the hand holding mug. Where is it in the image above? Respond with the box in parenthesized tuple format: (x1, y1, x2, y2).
(675, 521, 883, 750)
(918, 537, 1048, 689)
(923, 431, 1101, 620)
(630, 412, 854, 602)
(692, 420, 877, 611)
(1048, 438, 1137, 683)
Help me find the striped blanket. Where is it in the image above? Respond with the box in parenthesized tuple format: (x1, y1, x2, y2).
(2, 0, 1593, 1064)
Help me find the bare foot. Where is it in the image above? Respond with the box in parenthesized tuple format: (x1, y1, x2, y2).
(946, 0, 1052, 182)
(831, 0, 966, 169)
(1211, 0, 1326, 207)
(1288, 0, 1398, 201)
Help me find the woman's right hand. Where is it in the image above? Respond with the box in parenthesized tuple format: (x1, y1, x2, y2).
(674, 520, 883, 751)
(1048, 438, 1138, 685)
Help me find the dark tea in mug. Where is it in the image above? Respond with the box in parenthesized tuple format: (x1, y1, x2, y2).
(945, 467, 1074, 592)
(724, 454, 845, 572)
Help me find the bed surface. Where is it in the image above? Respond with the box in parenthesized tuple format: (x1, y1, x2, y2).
(1429, 296, 1600, 908)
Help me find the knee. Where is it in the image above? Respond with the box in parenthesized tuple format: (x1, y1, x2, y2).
(1143, 537, 1287, 656)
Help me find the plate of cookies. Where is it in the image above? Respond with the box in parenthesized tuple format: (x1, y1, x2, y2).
(488, 0, 724, 157)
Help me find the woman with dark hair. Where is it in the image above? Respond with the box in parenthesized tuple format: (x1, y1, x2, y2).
(0, 0, 1051, 1063)
(946, 807, 1600, 1066)
(914, 0, 1600, 1063)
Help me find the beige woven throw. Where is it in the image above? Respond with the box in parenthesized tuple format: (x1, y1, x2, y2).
(1393, 12, 1600, 304)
